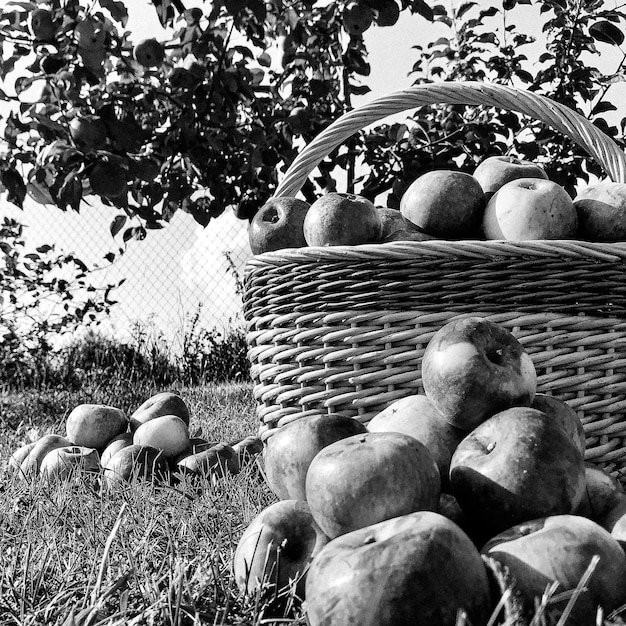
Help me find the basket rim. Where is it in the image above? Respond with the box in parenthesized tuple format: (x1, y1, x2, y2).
(272, 80, 626, 198)
(244, 239, 626, 271)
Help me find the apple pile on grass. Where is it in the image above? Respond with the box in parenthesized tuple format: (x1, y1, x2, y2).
(7, 391, 262, 490)
(234, 316, 626, 625)
(248, 155, 626, 254)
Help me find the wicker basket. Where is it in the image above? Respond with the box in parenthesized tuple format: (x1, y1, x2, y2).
(242, 81, 626, 482)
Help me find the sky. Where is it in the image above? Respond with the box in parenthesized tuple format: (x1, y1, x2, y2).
(4, 1, 626, 351)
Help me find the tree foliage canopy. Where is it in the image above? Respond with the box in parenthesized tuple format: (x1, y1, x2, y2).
(0, 0, 625, 245)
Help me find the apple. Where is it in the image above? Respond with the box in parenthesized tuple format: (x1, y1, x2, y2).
(231, 435, 263, 467)
(8, 442, 37, 475)
(133, 38, 165, 68)
(19, 434, 73, 478)
(102, 444, 170, 488)
(375, 0, 400, 27)
(74, 16, 107, 52)
(574, 181, 626, 241)
(366, 394, 464, 491)
(263, 413, 368, 501)
(305, 511, 492, 626)
(29, 8, 58, 42)
(40, 446, 101, 482)
(248, 197, 310, 254)
(341, 1, 374, 36)
(472, 155, 548, 200)
(482, 178, 578, 240)
(133, 414, 189, 459)
(130, 391, 190, 432)
(100, 432, 133, 468)
(482, 515, 626, 624)
(599, 492, 626, 550)
(172, 436, 215, 465)
(575, 463, 624, 521)
(69, 115, 107, 153)
(400, 170, 485, 239)
(377, 207, 437, 242)
(421, 316, 537, 431)
(233, 500, 329, 598)
(176, 442, 239, 478)
(305, 431, 440, 539)
(88, 154, 128, 198)
(530, 393, 585, 457)
(66, 403, 127, 450)
(450, 407, 586, 537)
(303, 192, 383, 247)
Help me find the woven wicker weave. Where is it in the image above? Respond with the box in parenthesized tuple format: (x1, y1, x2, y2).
(242, 81, 626, 482)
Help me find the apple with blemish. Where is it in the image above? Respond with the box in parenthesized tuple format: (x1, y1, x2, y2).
(422, 316, 537, 431)
(400, 170, 485, 239)
(530, 392, 585, 457)
(482, 515, 626, 624)
(133, 414, 189, 459)
(305, 431, 441, 539)
(574, 181, 626, 241)
(472, 155, 548, 200)
(303, 193, 383, 247)
(19, 434, 73, 478)
(130, 391, 190, 432)
(305, 511, 492, 626)
(102, 444, 170, 487)
(100, 432, 133, 468)
(575, 463, 624, 521)
(449, 407, 586, 537)
(264, 413, 368, 501)
(66, 403, 127, 450)
(233, 499, 329, 598)
(367, 394, 464, 491)
(40, 446, 101, 482)
(482, 178, 578, 240)
(248, 197, 310, 254)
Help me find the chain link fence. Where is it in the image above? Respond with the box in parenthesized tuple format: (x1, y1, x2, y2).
(5, 199, 253, 354)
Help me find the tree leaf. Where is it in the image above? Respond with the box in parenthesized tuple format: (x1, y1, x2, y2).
(411, 0, 434, 21)
(98, 0, 128, 26)
(110, 215, 127, 238)
(1, 168, 26, 209)
(589, 21, 624, 46)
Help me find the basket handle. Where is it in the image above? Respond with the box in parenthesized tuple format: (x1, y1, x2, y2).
(273, 81, 626, 198)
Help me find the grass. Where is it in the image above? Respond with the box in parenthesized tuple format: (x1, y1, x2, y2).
(0, 381, 295, 626)
(4, 378, 626, 625)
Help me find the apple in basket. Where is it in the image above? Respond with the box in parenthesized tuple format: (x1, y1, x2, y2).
(263, 413, 368, 501)
(399, 170, 485, 239)
(305, 431, 440, 539)
(482, 178, 578, 240)
(482, 515, 626, 625)
(248, 197, 310, 254)
(305, 511, 492, 626)
(421, 316, 537, 431)
(366, 394, 465, 491)
(377, 207, 437, 242)
(303, 192, 383, 246)
(472, 155, 548, 200)
(449, 407, 586, 538)
(233, 499, 329, 598)
(573, 181, 626, 241)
